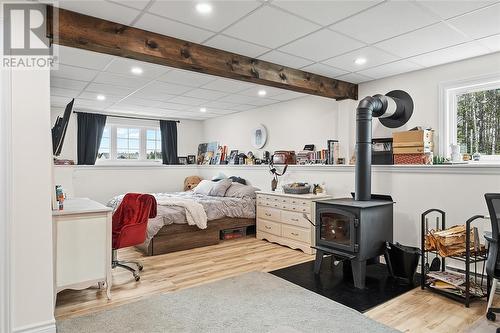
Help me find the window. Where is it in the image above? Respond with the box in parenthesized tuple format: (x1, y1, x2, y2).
(440, 74, 500, 161)
(97, 119, 162, 163)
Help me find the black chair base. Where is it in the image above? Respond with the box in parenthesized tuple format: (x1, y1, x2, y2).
(112, 249, 143, 281)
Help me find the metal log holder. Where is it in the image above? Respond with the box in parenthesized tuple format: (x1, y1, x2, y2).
(420, 209, 489, 307)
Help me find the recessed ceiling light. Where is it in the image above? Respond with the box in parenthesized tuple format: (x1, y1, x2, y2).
(258, 89, 267, 97)
(195, 2, 212, 14)
(131, 66, 143, 75)
(96, 94, 106, 101)
(200, 107, 207, 113)
(354, 57, 367, 66)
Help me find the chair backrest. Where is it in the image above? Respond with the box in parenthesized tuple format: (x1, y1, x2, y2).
(485, 193, 500, 277)
(112, 193, 157, 249)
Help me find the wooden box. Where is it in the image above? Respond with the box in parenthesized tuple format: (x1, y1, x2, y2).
(394, 153, 433, 165)
(393, 129, 434, 148)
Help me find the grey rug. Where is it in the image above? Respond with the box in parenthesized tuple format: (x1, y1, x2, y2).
(464, 315, 500, 333)
(57, 272, 399, 333)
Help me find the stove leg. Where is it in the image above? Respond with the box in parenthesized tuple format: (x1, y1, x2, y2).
(314, 250, 324, 275)
(351, 260, 367, 289)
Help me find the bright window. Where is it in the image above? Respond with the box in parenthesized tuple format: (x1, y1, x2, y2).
(97, 119, 163, 163)
(440, 75, 500, 161)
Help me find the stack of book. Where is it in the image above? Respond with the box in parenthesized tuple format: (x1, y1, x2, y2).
(426, 271, 484, 297)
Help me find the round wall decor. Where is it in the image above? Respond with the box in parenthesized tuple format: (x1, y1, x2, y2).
(251, 124, 267, 149)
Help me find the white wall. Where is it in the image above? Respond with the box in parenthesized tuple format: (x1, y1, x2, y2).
(10, 69, 55, 332)
(202, 95, 340, 155)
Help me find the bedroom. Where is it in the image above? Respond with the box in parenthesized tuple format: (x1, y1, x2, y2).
(2, 1, 500, 333)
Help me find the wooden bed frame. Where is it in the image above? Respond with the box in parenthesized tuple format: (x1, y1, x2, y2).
(144, 217, 256, 256)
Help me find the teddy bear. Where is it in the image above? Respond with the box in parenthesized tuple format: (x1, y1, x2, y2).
(184, 176, 202, 191)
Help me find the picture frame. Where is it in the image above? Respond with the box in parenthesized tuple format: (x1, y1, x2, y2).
(228, 150, 238, 164)
(187, 155, 196, 164)
(327, 140, 339, 165)
(178, 156, 188, 165)
(251, 124, 267, 149)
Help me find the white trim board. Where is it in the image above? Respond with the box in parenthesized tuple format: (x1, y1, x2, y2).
(12, 321, 56, 333)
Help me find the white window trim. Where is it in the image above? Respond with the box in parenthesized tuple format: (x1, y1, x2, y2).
(439, 72, 500, 162)
(96, 117, 163, 165)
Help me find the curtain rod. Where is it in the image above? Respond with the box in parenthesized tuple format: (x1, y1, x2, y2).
(72, 110, 181, 123)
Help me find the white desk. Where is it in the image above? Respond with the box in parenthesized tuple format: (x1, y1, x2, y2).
(52, 198, 112, 301)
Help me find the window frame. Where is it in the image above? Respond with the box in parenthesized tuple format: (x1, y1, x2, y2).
(96, 117, 163, 165)
(439, 73, 500, 162)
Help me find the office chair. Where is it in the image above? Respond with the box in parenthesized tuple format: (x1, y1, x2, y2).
(485, 193, 500, 322)
(112, 193, 157, 281)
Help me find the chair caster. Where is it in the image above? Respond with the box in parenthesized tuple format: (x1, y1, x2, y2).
(487, 311, 496, 321)
(134, 273, 140, 281)
(138, 264, 143, 271)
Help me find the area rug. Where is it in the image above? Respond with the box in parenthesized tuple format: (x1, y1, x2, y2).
(464, 315, 500, 333)
(270, 259, 417, 312)
(57, 272, 399, 333)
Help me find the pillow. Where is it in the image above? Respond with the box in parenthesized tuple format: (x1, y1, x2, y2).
(209, 178, 233, 197)
(212, 172, 227, 182)
(193, 180, 217, 195)
(228, 176, 246, 185)
(225, 183, 260, 199)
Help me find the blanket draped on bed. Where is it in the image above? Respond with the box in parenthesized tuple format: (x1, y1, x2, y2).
(155, 197, 207, 229)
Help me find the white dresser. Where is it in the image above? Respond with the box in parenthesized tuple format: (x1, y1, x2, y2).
(52, 198, 113, 301)
(256, 191, 331, 255)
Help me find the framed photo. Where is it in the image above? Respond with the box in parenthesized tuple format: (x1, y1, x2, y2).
(187, 155, 196, 164)
(228, 150, 238, 164)
(327, 140, 339, 165)
(251, 124, 267, 149)
(178, 156, 188, 165)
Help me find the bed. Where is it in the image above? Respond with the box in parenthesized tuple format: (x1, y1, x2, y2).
(107, 188, 257, 256)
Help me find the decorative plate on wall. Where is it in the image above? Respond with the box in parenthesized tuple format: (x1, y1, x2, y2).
(251, 124, 267, 149)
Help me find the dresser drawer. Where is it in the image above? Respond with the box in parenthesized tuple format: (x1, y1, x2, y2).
(289, 205, 311, 214)
(288, 198, 309, 206)
(281, 210, 311, 229)
(282, 225, 310, 243)
(257, 207, 281, 222)
(258, 219, 281, 236)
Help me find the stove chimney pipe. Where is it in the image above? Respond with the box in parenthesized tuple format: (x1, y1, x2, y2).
(354, 90, 413, 201)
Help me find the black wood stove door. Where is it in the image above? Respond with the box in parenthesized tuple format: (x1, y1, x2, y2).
(316, 208, 358, 253)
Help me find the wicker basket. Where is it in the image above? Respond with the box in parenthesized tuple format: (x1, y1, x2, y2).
(282, 183, 311, 194)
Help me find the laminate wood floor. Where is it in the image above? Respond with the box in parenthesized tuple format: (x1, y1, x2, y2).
(55, 237, 493, 333)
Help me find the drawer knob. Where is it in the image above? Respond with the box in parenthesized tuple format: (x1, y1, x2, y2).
(292, 218, 299, 222)
(265, 226, 271, 229)
(265, 213, 271, 217)
(291, 232, 299, 236)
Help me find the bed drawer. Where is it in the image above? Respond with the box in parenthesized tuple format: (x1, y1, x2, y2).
(281, 210, 311, 229)
(258, 220, 281, 236)
(257, 207, 281, 222)
(282, 225, 310, 243)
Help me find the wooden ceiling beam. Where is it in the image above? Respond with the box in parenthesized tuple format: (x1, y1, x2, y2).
(47, 6, 357, 100)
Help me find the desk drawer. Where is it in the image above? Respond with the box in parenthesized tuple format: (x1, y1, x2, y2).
(282, 225, 310, 243)
(257, 207, 281, 222)
(258, 219, 281, 236)
(281, 210, 311, 229)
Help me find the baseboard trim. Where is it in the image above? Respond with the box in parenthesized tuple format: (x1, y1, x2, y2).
(13, 320, 56, 333)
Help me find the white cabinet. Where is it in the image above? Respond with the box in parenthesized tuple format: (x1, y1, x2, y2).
(52, 198, 112, 300)
(256, 191, 331, 255)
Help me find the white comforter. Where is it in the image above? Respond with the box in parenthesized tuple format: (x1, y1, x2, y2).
(155, 197, 207, 229)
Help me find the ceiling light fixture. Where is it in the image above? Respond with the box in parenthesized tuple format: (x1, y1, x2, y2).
(258, 89, 267, 97)
(131, 66, 143, 75)
(96, 94, 106, 101)
(200, 107, 207, 113)
(195, 2, 213, 14)
(354, 57, 367, 66)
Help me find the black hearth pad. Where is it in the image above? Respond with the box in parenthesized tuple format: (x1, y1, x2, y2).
(270, 258, 417, 313)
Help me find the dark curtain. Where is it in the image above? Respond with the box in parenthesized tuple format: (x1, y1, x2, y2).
(159, 120, 178, 165)
(77, 112, 107, 165)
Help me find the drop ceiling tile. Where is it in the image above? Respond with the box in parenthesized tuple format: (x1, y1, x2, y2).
(239, 86, 288, 98)
(118, 97, 163, 108)
(336, 72, 373, 84)
(301, 63, 348, 78)
(78, 92, 123, 103)
(229, 104, 255, 111)
(477, 34, 500, 52)
(134, 13, 214, 43)
(217, 94, 255, 104)
(331, 1, 439, 44)
(105, 57, 169, 79)
(201, 78, 253, 93)
(408, 41, 490, 67)
(156, 69, 216, 87)
(246, 98, 280, 107)
(74, 98, 114, 110)
(416, 0, 495, 20)
(322, 46, 398, 73)
(279, 29, 365, 62)
(375, 23, 468, 58)
(85, 83, 135, 97)
(271, 91, 307, 101)
(51, 64, 98, 82)
(205, 101, 239, 109)
(51, 95, 74, 107)
(53, 45, 113, 71)
(272, 0, 382, 25)
(50, 77, 88, 91)
(51, 87, 81, 98)
(93, 72, 150, 89)
(224, 6, 320, 48)
(168, 96, 209, 106)
(58, 0, 140, 25)
(107, 0, 151, 10)
(204, 35, 269, 58)
(357, 60, 422, 79)
(135, 81, 193, 98)
(155, 102, 191, 111)
(183, 88, 228, 100)
(148, 1, 261, 32)
(257, 50, 314, 69)
(448, 3, 500, 39)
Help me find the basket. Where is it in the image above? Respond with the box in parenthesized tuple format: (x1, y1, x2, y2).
(282, 183, 311, 194)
